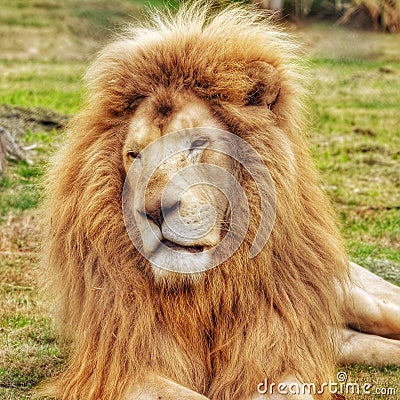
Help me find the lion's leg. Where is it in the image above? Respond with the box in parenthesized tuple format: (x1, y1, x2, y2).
(339, 328, 400, 366)
(344, 262, 400, 339)
(126, 374, 209, 400)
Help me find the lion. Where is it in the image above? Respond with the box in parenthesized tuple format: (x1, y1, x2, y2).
(41, 3, 400, 400)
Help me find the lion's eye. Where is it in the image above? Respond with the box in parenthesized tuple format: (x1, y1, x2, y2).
(127, 150, 140, 160)
(126, 95, 145, 112)
(190, 139, 208, 150)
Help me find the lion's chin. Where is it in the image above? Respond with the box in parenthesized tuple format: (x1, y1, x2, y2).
(148, 246, 213, 277)
(150, 267, 205, 286)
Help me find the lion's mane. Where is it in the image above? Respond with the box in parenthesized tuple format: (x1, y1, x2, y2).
(42, 4, 347, 399)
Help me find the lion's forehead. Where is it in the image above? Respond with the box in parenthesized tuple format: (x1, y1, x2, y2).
(126, 91, 225, 149)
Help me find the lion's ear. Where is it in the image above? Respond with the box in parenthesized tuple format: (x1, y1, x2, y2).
(245, 61, 281, 109)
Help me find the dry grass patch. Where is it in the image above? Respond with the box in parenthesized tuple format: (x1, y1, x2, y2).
(0, 212, 64, 399)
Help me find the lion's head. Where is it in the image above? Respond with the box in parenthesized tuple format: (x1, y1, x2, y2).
(121, 87, 279, 277)
(42, 4, 347, 400)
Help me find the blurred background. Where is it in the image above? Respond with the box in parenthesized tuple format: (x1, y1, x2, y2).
(0, 1, 399, 399)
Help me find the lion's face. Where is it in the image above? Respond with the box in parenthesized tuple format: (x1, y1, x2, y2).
(123, 91, 237, 276)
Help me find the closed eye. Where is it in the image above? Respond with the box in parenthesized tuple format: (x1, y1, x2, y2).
(127, 150, 140, 160)
(190, 139, 208, 150)
(126, 95, 146, 112)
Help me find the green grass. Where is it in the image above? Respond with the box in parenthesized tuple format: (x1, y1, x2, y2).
(0, 2, 399, 399)
(0, 162, 42, 218)
(306, 55, 400, 280)
(0, 61, 85, 114)
(0, 124, 60, 218)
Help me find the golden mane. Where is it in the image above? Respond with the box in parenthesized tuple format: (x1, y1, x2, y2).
(41, 3, 348, 399)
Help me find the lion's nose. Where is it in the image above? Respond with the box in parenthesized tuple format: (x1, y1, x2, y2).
(144, 200, 179, 229)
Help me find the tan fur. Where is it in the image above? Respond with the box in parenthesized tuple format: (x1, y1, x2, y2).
(41, 3, 348, 399)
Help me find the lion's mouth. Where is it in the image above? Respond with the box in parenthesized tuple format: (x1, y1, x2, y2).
(162, 239, 204, 253)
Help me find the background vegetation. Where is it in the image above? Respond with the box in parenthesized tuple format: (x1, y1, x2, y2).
(281, 0, 400, 33)
(0, 1, 399, 399)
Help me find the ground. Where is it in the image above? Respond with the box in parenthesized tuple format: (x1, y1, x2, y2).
(0, 1, 399, 399)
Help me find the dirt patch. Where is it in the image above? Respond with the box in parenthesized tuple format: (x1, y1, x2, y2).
(0, 105, 69, 139)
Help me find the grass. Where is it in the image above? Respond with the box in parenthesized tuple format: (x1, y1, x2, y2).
(0, 126, 60, 219)
(0, 2, 399, 399)
(302, 29, 400, 286)
(0, 62, 85, 115)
